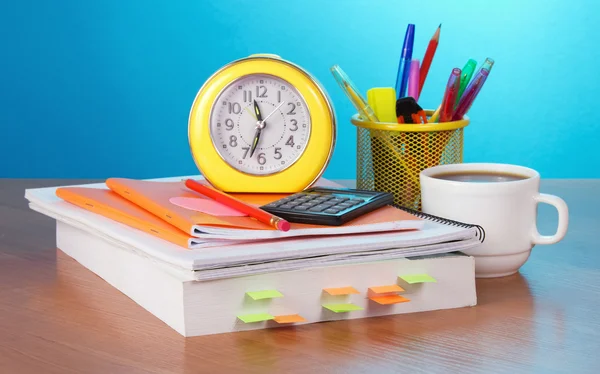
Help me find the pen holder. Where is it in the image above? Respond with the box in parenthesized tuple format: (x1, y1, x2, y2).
(351, 111, 469, 211)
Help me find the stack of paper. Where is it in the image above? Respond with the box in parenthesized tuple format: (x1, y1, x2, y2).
(25, 175, 482, 280)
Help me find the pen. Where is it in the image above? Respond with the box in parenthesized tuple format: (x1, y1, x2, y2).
(394, 24, 415, 98)
(408, 59, 420, 101)
(480, 57, 495, 73)
(184, 179, 291, 232)
(419, 24, 441, 93)
(456, 59, 477, 106)
(439, 68, 462, 122)
(330, 65, 379, 122)
(452, 67, 490, 121)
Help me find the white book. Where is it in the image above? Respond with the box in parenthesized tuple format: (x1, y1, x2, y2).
(56, 220, 477, 337)
(25, 177, 482, 336)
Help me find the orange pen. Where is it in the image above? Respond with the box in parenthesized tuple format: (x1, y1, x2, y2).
(184, 179, 291, 232)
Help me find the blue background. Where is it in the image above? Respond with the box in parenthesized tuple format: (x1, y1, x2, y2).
(1, 0, 598, 179)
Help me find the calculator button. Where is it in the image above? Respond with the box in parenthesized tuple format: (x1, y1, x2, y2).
(331, 197, 348, 203)
(324, 208, 341, 214)
(338, 202, 354, 208)
(348, 199, 364, 205)
(309, 204, 329, 212)
(294, 205, 309, 211)
(279, 204, 294, 209)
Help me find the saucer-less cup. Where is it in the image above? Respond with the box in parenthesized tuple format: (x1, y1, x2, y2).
(420, 163, 569, 278)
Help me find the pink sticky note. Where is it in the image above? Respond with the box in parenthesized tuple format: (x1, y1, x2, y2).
(169, 197, 247, 217)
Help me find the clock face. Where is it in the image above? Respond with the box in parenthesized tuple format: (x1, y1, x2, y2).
(209, 74, 311, 175)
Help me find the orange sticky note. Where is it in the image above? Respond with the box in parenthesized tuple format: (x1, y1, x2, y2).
(368, 285, 405, 294)
(369, 295, 410, 305)
(323, 287, 360, 296)
(274, 314, 306, 324)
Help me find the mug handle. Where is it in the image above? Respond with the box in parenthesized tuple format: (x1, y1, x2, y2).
(532, 193, 569, 245)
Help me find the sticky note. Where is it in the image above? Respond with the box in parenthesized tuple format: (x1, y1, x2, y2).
(368, 285, 405, 294)
(399, 274, 437, 284)
(246, 290, 283, 300)
(323, 286, 360, 296)
(237, 313, 274, 323)
(274, 314, 306, 324)
(322, 303, 364, 313)
(369, 295, 410, 305)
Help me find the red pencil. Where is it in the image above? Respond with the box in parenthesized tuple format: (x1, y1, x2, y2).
(419, 24, 441, 93)
(184, 179, 291, 232)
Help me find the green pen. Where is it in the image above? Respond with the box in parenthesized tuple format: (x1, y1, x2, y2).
(456, 59, 477, 106)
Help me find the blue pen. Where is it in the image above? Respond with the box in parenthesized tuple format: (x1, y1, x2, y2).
(395, 24, 415, 99)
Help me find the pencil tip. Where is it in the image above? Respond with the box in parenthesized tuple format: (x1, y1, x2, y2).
(439, 23, 442, 28)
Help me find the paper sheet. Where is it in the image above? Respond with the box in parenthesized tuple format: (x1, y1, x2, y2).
(274, 314, 306, 324)
(237, 313, 275, 323)
(399, 274, 437, 284)
(368, 285, 405, 294)
(369, 295, 410, 305)
(322, 303, 364, 313)
(246, 290, 283, 300)
(323, 286, 360, 295)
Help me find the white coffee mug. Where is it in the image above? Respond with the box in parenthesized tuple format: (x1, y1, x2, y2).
(420, 163, 569, 278)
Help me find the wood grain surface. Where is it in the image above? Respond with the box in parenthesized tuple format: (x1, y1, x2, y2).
(1, 179, 598, 373)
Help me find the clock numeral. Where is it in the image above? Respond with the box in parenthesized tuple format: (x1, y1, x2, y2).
(287, 102, 296, 115)
(228, 102, 241, 114)
(285, 135, 295, 147)
(229, 135, 238, 147)
(242, 147, 250, 159)
(289, 119, 298, 131)
(255, 85, 267, 98)
(225, 119, 235, 131)
(274, 147, 282, 160)
(243, 90, 252, 103)
(277, 91, 281, 103)
(257, 153, 266, 165)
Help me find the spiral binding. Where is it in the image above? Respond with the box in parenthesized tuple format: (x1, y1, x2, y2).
(394, 204, 486, 243)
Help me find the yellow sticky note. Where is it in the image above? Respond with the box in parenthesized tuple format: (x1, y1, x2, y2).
(322, 303, 364, 313)
(237, 313, 274, 323)
(399, 274, 437, 284)
(368, 284, 405, 294)
(323, 286, 360, 296)
(274, 314, 306, 324)
(369, 295, 410, 305)
(367, 87, 398, 123)
(246, 290, 283, 300)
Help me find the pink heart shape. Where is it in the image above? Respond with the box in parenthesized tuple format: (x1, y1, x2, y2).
(169, 197, 248, 217)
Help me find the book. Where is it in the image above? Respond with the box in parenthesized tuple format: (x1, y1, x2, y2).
(55, 219, 477, 337)
(25, 176, 484, 278)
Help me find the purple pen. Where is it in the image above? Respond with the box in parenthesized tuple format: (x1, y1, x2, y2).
(452, 68, 490, 120)
(394, 24, 415, 98)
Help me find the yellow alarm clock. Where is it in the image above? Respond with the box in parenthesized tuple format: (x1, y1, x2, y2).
(188, 54, 336, 193)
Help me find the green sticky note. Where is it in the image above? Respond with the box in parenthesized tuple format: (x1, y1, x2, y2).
(399, 274, 437, 284)
(237, 313, 275, 323)
(246, 290, 283, 300)
(322, 303, 364, 313)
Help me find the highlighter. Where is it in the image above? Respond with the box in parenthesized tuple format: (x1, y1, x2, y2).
(330, 65, 379, 122)
(367, 88, 398, 123)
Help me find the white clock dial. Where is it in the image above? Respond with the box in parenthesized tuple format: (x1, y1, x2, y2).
(209, 74, 311, 175)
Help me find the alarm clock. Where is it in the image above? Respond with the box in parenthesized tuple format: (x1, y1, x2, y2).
(188, 54, 336, 193)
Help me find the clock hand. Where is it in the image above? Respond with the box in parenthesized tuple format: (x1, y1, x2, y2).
(249, 100, 264, 157)
(249, 100, 285, 157)
(259, 101, 285, 125)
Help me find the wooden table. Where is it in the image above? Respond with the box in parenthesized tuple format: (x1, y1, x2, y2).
(1, 179, 598, 373)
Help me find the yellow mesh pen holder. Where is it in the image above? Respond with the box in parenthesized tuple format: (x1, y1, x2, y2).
(351, 111, 469, 211)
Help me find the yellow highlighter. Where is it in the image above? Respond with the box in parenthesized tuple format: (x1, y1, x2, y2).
(367, 87, 398, 123)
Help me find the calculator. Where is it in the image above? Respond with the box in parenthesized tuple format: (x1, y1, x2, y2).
(260, 187, 395, 226)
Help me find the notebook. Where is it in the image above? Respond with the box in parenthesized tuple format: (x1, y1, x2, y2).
(88, 177, 425, 241)
(25, 176, 485, 276)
